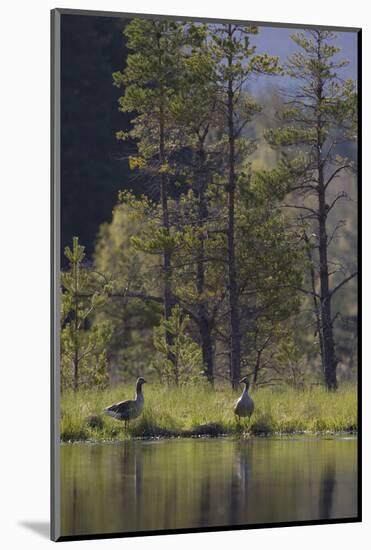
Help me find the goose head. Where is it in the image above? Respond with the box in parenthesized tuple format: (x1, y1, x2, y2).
(239, 376, 250, 389)
(137, 376, 147, 387)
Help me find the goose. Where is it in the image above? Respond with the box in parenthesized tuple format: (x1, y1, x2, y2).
(104, 377, 147, 428)
(234, 377, 254, 423)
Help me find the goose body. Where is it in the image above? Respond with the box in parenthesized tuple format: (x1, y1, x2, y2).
(234, 377, 254, 419)
(104, 377, 147, 425)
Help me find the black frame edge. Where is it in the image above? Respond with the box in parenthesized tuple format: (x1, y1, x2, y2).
(51, 7, 61, 543)
(54, 7, 361, 32)
(56, 517, 361, 543)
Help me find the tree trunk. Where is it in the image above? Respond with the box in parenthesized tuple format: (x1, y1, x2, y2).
(159, 89, 174, 357)
(252, 350, 262, 387)
(73, 351, 79, 392)
(73, 268, 79, 392)
(199, 315, 214, 384)
(315, 50, 338, 391)
(195, 145, 214, 384)
(318, 178, 338, 390)
(227, 30, 241, 389)
(303, 229, 325, 373)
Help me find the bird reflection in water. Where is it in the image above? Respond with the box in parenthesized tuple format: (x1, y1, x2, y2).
(229, 442, 252, 525)
(117, 443, 144, 525)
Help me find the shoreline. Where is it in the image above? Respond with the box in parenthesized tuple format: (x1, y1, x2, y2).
(60, 428, 358, 444)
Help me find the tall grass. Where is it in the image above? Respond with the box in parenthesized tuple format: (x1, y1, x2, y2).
(60, 383, 357, 442)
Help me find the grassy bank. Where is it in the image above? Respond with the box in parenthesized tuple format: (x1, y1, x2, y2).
(60, 383, 357, 442)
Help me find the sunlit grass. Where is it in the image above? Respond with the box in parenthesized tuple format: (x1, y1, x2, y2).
(60, 382, 358, 442)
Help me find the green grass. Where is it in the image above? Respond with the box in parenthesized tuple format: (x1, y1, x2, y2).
(60, 383, 358, 442)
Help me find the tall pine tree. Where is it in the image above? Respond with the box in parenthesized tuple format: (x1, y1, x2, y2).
(263, 30, 357, 389)
(209, 24, 280, 387)
(113, 19, 188, 359)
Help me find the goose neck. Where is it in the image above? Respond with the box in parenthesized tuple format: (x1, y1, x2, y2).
(136, 384, 144, 400)
(242, 384, 249, 396)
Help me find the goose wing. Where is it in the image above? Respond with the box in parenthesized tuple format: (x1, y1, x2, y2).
(234, 396, 244, 416)
(234, 394, 254, 417)
(104, 399, 137, 420)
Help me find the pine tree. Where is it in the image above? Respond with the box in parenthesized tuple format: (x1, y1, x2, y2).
(61, 237, 112, 391)
(209, 24, 280, 387)
(152, 305, 204, 386)
(263, 30, 357, 389)
(113, 19, 190, 361)
(168, 25, 221, 383)
(236, 182, 304, 386)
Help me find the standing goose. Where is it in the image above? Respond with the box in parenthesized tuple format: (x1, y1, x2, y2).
(234, 377, 254, 423)
(104, 377, 147, 428)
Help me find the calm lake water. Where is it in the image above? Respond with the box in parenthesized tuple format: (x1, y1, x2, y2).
(61, 437, 357, 537)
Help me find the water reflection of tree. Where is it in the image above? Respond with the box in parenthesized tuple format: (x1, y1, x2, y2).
(71, 475, 77, 535)
(134, 445, 143, 513)
(199, 476, 212, 525)
(319, 462, 336, 519)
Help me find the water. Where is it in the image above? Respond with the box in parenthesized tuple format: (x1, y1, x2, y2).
(61, 437, 357, 537)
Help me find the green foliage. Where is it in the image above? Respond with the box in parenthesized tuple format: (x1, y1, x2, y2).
(234, 188, 305, 384)
(114, 19, 189, 165)
(252, 154, 308, 199)
(270, 335, 307, 388)
(209, 23, 280, 119)
(94, 201, 162, 380)
(61, 237, 113, 390)
(264, 30, 356, 160)
(152, 306, 205, 385)
(264, 126, 317, 147)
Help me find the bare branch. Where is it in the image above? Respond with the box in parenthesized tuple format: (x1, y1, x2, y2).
(281, 203, 318, 216)
(326, 191, 348, 214)
(327, 220, 346, 247)
(330, 272, 358, 298)
(325, 165, 352, 189)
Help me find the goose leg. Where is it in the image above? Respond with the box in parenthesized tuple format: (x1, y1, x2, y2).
(235, 414, 240, 429)
(247, 415, 252, 432)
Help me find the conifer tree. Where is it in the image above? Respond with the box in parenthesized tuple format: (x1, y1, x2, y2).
(113, 19, 187, 357)
(235, 182, 304, 386)
(61, 237, 112, 391)
(169, 25, 221, 383)
(209, 24, 280, 387)
(262, 30, 357, 389)
(152, 305, 204, 386)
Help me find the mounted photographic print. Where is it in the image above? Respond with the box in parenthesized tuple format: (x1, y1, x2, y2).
(51, 8, 361, 541)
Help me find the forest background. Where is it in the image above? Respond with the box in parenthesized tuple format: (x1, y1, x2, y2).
(60, 15, 358, 398)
